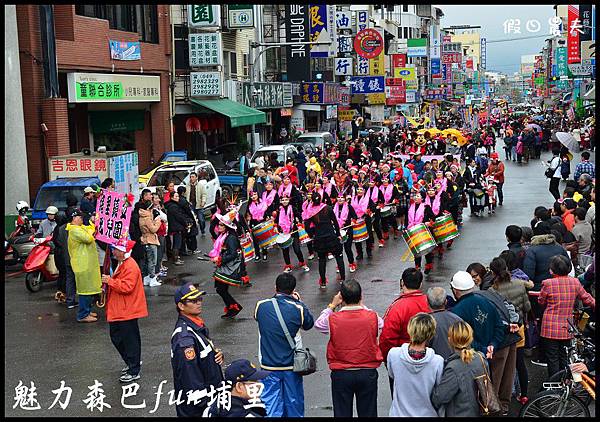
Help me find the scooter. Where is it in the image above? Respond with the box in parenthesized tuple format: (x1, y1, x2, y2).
(23, 235, 59, 292)
(6, 225, 35, 266)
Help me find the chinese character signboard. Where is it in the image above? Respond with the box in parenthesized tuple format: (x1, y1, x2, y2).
(579, 4, 592, 42)
(442, 53, 462, 64)
(335, 11, 351, 29)
(392, 54, 406, 69)
(580, 41, 594, 65)
(369, 51, 385, 76)
(338, 107, 355, 121)
(50, 157, 108, 179)
(354, 28, 384, 59)
(335, 57, 353, 76)
(337, 35, 353, 53)
(386, 85, 406, 105)
(356, 10, 369, 32)
(285, 5, 310, 82)
(407, 38, 428, 57)
(567, 5, 580, 63)
(228, 4, 254, 28)
(356, 56, 370, 75)
(190, 72, 222, 97)
(109, 152, 139, 197)
(393, 67, 416, 81)
(108, 41, 141, 61)
(368, 93, 386, 104)
(94, 190, 133, 246)
(67, 73, 160, 103)
(323, 83, 339, 104)
(301, 82, 324, 103)
(308, 4, 335, 58)
(431, 58, 441, 78)
(350, 76, 384, 94)
(442, 42, 462, 53)
(240, 82, 292, 108)
(480, 38, 487, 69)
(189, 33, 222, 66)
(188, 5, 221, 28)
(405, 90, 417, 103)
(339, 86, 350, 106)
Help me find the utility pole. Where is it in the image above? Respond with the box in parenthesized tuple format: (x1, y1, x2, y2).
(247, 40, 331, 151)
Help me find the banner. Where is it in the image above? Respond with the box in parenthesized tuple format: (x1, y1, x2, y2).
(309, 4, 335, 58)
(301, 82, 324, 103)
(567, 5, 580, 63)
(94, 190, 133, 246)
(109, 41, 141, 61)
(285, 5, 310, 81)
(390, 154, 461, 163)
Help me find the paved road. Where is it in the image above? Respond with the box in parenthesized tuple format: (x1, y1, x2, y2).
(4, 151, 585, 416)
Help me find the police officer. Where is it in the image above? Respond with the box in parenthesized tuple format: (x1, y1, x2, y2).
(171, 282, 224, 417)
(207, 359, 270, 417)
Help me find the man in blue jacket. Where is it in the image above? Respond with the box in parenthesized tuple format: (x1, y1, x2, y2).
(254, 273, 314, 417)
(449, 271, 505, 359)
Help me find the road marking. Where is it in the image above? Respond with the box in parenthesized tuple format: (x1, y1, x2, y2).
(5, 271, 24, 278)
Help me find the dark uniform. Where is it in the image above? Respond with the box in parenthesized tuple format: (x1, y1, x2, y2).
(171, 313, 224, 417)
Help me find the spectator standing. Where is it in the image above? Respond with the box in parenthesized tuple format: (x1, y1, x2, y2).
(505, 225, 526, 269)
(151, 193, 169, 277)
(547, 149, 562, 200)
(254, 273, 314, 417)
(426, 287, 464, 361)
(387, 313, 444, 416)
(165, 191, 190, 265)
(314, 280, 383, 417)
(102, 239, 148, 383)
(571, 207, 593, 258)
(523, 222, 570, 289)
(138, 199, 162, 287)
(573, 151, 595, 180)
(431, 321, 486, 417)
(185, 172, 208, 237)
(485, 152, 505, 206)
(538, 256, 595, 378)
(80, 186, 97, 225)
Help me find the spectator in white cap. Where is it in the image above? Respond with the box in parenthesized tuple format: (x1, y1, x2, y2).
(449, 271, 506, 362)
(80, 186, 97, 225)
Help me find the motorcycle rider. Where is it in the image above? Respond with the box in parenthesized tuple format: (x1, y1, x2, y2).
(15, 201, 33, 235)
(36, 206, 58, 238)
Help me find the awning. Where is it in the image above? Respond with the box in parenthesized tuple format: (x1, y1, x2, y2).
(583, 85, 595, 101)
(190, 98, 265, 128)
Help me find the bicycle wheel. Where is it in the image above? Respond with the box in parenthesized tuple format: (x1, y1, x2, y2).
(545, 369, 593, 406)
(519, 390, 590, 417)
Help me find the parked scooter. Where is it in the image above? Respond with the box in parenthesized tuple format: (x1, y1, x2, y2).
(6, 201, 36, 266)
(23, 235, 59, 292)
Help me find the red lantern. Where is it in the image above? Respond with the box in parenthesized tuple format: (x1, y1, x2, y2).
(185, 117, 201, 132)
(199, 117, 208, 131)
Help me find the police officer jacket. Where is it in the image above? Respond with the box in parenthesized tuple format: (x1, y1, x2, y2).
(207, 395, 267, 417)
(171, 314, 224, 417)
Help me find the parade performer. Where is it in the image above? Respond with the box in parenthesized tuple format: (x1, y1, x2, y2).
(303, 192, 345, 289)
(406, 192, 434, 273)
(322, 174, 337, 205)
(379, 177, 400, 240)
(210, 210, 245, 319)
(247, 190, 270, 261)
(394, 172, 411, 233)
(262, 180, 280, 215)
(351, 186, 374, 260)
(424, 185, 453, 262)
(275, 194, 309, 273)
(333, 194, 358, 273)
(277, 171, 302, 213)
(301, 190, 317, 261)
(367, 178, 385, 247)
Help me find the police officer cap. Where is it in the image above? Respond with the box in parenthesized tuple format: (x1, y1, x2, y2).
(224, 359, 270, 383)
(174, 282, 206, 304)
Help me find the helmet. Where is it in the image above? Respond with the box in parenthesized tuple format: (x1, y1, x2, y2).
(16, 201, 30, 213)
(45, 206, 59, 215)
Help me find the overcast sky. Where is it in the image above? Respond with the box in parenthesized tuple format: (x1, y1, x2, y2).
(436, 5, 556, 74)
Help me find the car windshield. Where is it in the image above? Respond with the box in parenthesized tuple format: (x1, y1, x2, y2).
(251, 150, 284, 164)
(298, 137, 320, 145)
(34, 187, 86, 211)
(147, 168, 191, 187)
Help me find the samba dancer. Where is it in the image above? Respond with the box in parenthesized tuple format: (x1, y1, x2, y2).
(423, 185, 451, 269)
(275, 194, 309, 273)
(367, 178, 385, 248)
(301, 190, 316, 260)
(246, 191, 270, 262)
(379, 177, 401, 240)
(333, 194, 358, 273)
(406, 191, 434, 273)
(351, 186, 374, 260)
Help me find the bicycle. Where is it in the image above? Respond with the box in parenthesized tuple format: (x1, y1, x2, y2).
(520, 319, 595, 417)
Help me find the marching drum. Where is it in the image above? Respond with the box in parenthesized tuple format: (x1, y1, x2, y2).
(253, 220, 278, 250)
(297, 223, 311, 245)
(352, 219, 369, 243)
(239, 233, 255, 262)
(276, 233, 294, 249)
(402, 223, 437, 258)
(380, 206, 393, 218)
(431, 214, 460, 244)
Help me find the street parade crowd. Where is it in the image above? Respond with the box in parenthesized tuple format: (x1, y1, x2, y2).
(14, 105, 596, 417)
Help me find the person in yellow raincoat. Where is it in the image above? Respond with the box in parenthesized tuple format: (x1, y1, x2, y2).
(306, 156, 322, 176)
(66, 208, 102, 323)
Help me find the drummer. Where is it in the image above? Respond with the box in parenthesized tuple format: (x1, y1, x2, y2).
(275, 194, 309, 273)
(379, 177, 400, 240)
(333, 194, 358, 273)
(350, 186, 374, 260)
(261, 180, 280, 216)
(423, 185, 451, 271)
(277, 171, 302, 215)
(301, 190, 316, 261)
(246, 191, 270, 262)
(393, 172, 411, 234)
(321, 174, 337, 206)
(367, 177, 385, 248)
(406, 191, 435, 273)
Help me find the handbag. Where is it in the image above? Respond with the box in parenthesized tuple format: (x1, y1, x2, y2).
(271, 298, 317, 376)
(474, 352, 501, 416)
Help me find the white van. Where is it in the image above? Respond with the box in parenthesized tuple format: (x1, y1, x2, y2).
(297, 131, 335, 149)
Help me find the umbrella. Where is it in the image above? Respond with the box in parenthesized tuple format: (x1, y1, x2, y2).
(512, 111, 527, 116)
(527, 123, 542, 133)
(417, 128, 442, 136)
(532, 115, 544, 121)
(441, 128, 467, 146)
(552, 132, 580, 153)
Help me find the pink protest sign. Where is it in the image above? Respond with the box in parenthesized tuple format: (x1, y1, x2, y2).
(94, 189, 133, 245)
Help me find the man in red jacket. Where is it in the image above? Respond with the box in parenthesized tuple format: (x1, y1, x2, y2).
(102, 238, 149, 383)
(379, 268, 430, 394)
(314, 279, 383, 417)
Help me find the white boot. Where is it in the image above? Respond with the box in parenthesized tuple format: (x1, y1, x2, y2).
(148, 275, 162, 287)
(143, 275, 151, 286)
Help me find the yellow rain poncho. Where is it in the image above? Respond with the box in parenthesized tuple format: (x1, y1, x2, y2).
(306, 157, 322, 175)
(66, 222, 102, 295)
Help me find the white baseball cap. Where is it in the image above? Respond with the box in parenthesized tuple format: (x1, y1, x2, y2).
(84, 187, 95, 194)
(450, 271, 475, 291)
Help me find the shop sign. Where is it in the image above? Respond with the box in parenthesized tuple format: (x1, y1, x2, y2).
(284, 5, 310, 82)
(393, 67, 416, 80)
(370, 105, 384, 123)
(386, 85, 406, 105)
(280, 108, 293, 117)
(404, 79, 418, 90)
(309, 4, 335, 58)
(567, 5, 580, 63)
(369, 47, 385, 76)
(326, 105, 338, 119)
(228, 4, 254, 28)
(580, 40, 594, 64)
(339, 86, 351, 106)
(323, 83, 339, 104)
(349, 76, 384, 94)
(337, 36, 353, 54)
(407, 38, 428, 57)
(354, 28, 384, 59)
(392, 54, 406, 69)
(355, 56, 370, 75)
(356, 10, 369, 32)
(466, 56, 474, 70)
(425, 89, 445, 100)
(188, 5, 221, 28)
(480, 38, 487, 69)
(368, 93, 386, 104)
(567, 64, 594, 76)
(67, 73, 160, 103)
(335, 11, 351, 30)
(189, 33, 222, 66)
(386, 78, 405, 86)
(301, 82, 324, 103)
(431, 58, 441, 78)
(240, 82, 292, 108)
(50, 157, 108, 178)
(190, 72, 222, 97)
(335, 57, 353, 76)
(108, 40, 140, 61)
(337, 107, 355, 121)
(442, 53, 462, 64)
(291, 108, 305, 132)
(405, 90, 417, 103)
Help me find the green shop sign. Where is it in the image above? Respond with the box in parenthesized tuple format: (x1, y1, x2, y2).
(76, 82, 124, 100)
